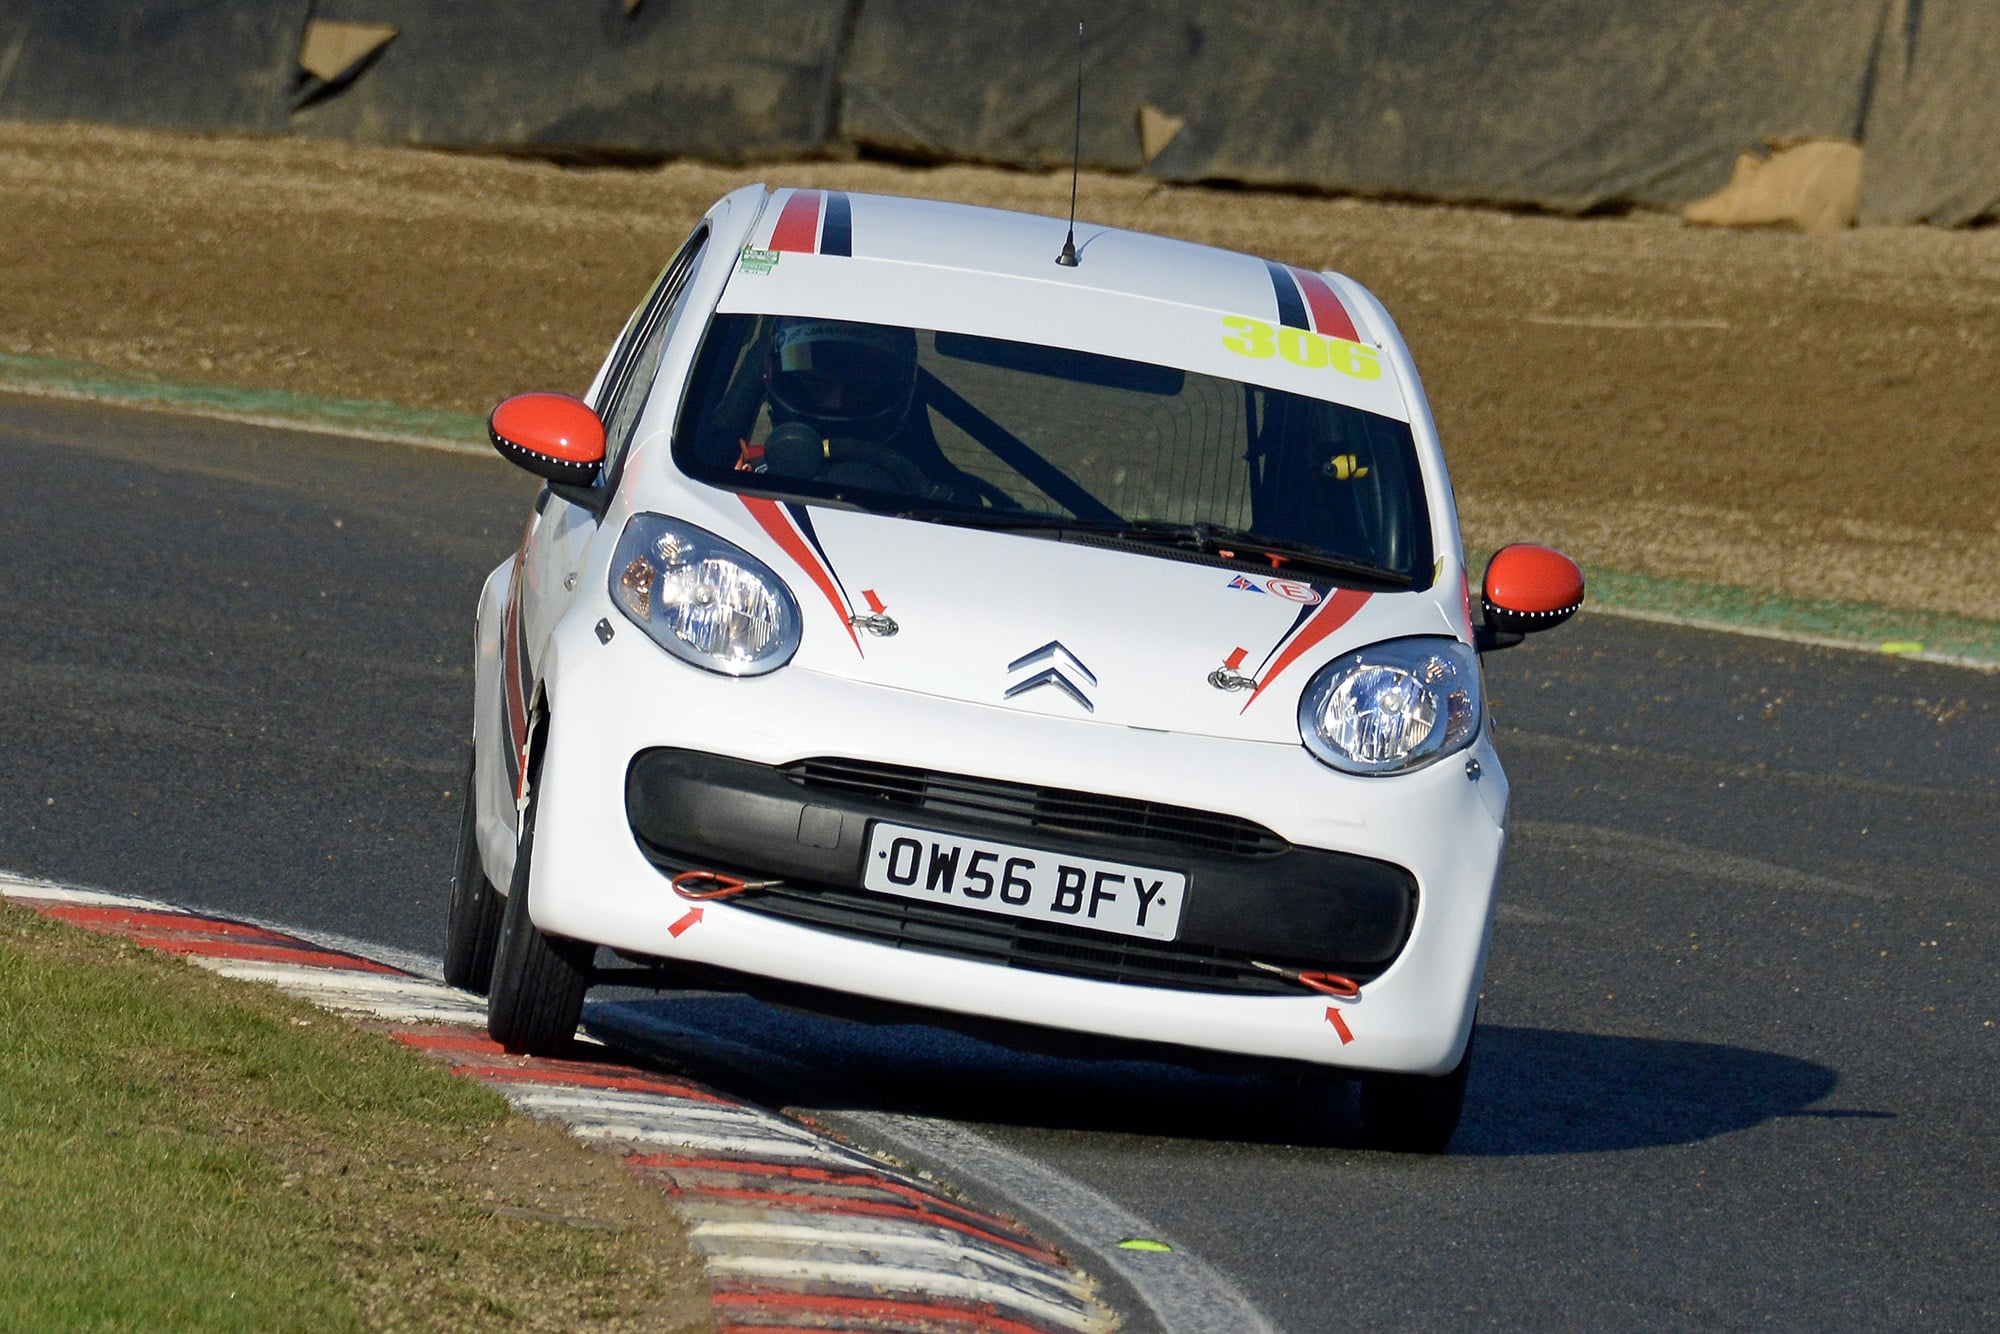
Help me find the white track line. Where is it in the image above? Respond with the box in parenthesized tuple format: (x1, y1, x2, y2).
(830, 1110, 1280, 1334)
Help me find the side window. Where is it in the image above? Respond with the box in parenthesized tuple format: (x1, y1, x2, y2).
(597, 228, 709, 482)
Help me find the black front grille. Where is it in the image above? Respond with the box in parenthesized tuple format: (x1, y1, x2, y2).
(717, 880, 1371, 996)
(777, 757, 1288, 859)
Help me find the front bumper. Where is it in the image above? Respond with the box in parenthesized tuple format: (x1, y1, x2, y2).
(520, 609, 1510, 1074)
(625, 748, 1417, 992)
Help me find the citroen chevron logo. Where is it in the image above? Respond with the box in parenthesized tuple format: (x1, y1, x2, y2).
(1004, 640, 1097, 713)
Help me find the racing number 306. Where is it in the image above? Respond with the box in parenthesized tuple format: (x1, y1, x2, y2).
(1221, 315, 1382, 381)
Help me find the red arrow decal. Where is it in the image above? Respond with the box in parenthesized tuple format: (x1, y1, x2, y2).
(862, 588, 886, 614)
(669, 906, 704, 938)
(1223, 646, 1247, 671)
(1325, 1007, 1354, 1044)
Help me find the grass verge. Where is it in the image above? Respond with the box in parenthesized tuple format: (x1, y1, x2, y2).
(0, 899, 710, 1332)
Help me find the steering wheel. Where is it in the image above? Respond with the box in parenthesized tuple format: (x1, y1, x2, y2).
(764, 422, 934, 495)
(819, 437, 937, 494)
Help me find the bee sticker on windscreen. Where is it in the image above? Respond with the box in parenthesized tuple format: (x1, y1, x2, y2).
(1324, 452, 1369, 481)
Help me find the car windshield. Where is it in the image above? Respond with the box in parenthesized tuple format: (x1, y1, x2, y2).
(671, 313, 1432, 588)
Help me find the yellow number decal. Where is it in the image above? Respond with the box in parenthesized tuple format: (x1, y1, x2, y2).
(1221, 316, 1383, 382)
(1328, 338, 1383, 381)
(1277, 326, 1328, 369)
(1221, 316, 1275, 359)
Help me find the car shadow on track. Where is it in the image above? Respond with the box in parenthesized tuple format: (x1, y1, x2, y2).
(591, 996, 1881, 1155)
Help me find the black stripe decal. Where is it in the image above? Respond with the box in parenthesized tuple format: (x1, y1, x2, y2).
(1265, 260, 1309, 330)
(784, 502, 853, 605)
(820, 191, 853, 256)
(1254, 599, 1320, 676)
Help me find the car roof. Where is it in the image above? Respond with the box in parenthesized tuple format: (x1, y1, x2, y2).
(723, 187, 1410, 421)
(750, 187, 1362, 329)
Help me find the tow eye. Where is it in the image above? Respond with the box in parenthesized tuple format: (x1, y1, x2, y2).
(1250, 961, 1362, 998)
(670, 870, 782, 901)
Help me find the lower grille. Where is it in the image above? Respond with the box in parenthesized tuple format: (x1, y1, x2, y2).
(777, 757, 1288, 859)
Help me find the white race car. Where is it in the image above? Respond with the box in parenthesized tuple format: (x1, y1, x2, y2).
(447, 185, 1582, 1151)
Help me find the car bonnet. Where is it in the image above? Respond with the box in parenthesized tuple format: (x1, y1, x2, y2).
(675, 492, 1467, 746)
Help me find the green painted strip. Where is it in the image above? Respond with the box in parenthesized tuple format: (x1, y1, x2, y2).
(1582, 566, 2000, 670)
(0, 353, 485, 446)
(1468, 549, 2000, 670)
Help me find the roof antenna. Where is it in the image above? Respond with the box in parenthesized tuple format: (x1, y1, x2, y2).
(1056, 21, 1083, 267)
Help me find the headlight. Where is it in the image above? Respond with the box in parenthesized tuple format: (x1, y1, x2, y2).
(1297, 637, 1482, 775)
(608, 514, 801, 675)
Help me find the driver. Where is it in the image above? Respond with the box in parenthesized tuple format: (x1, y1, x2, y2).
(766, 317, 918, 442)
(754, 317, 929, 490)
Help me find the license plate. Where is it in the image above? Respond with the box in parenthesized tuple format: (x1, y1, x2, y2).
(861, 821, 1186, 941)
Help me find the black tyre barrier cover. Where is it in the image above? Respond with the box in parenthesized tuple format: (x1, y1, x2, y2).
(289, 0, 849, 161)
(1855, 1, 2000, 227)
(0, 0, 309, 134)
(2, 2, 1994, 228)
(839, 0, 1884, 214)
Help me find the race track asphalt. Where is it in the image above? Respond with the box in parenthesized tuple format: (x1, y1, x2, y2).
(4, 393, 1996, 1330)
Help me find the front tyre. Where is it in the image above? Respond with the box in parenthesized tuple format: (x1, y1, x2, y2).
(486, 776, 592, 1055)
(1356, 1024, 1475, 1154)
(442, 754, 504, 994)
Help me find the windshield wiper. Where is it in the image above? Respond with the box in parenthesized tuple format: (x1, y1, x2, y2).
(899, 506, 1074, 533)
(903, 512, 1413, 588)
(1063, 520, 1415, 588)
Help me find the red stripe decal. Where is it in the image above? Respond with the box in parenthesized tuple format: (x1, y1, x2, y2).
(739, 496, 862, 654)
(768, 189, 823, 253)
(502, 536, 531, 791)
(1241, 588, 1372, 712)
(1288, 265, 1361, 343)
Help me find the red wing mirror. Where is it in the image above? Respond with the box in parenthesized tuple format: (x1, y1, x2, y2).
(1479, 543, 1584, 650)
(488, 393, 606, 486)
